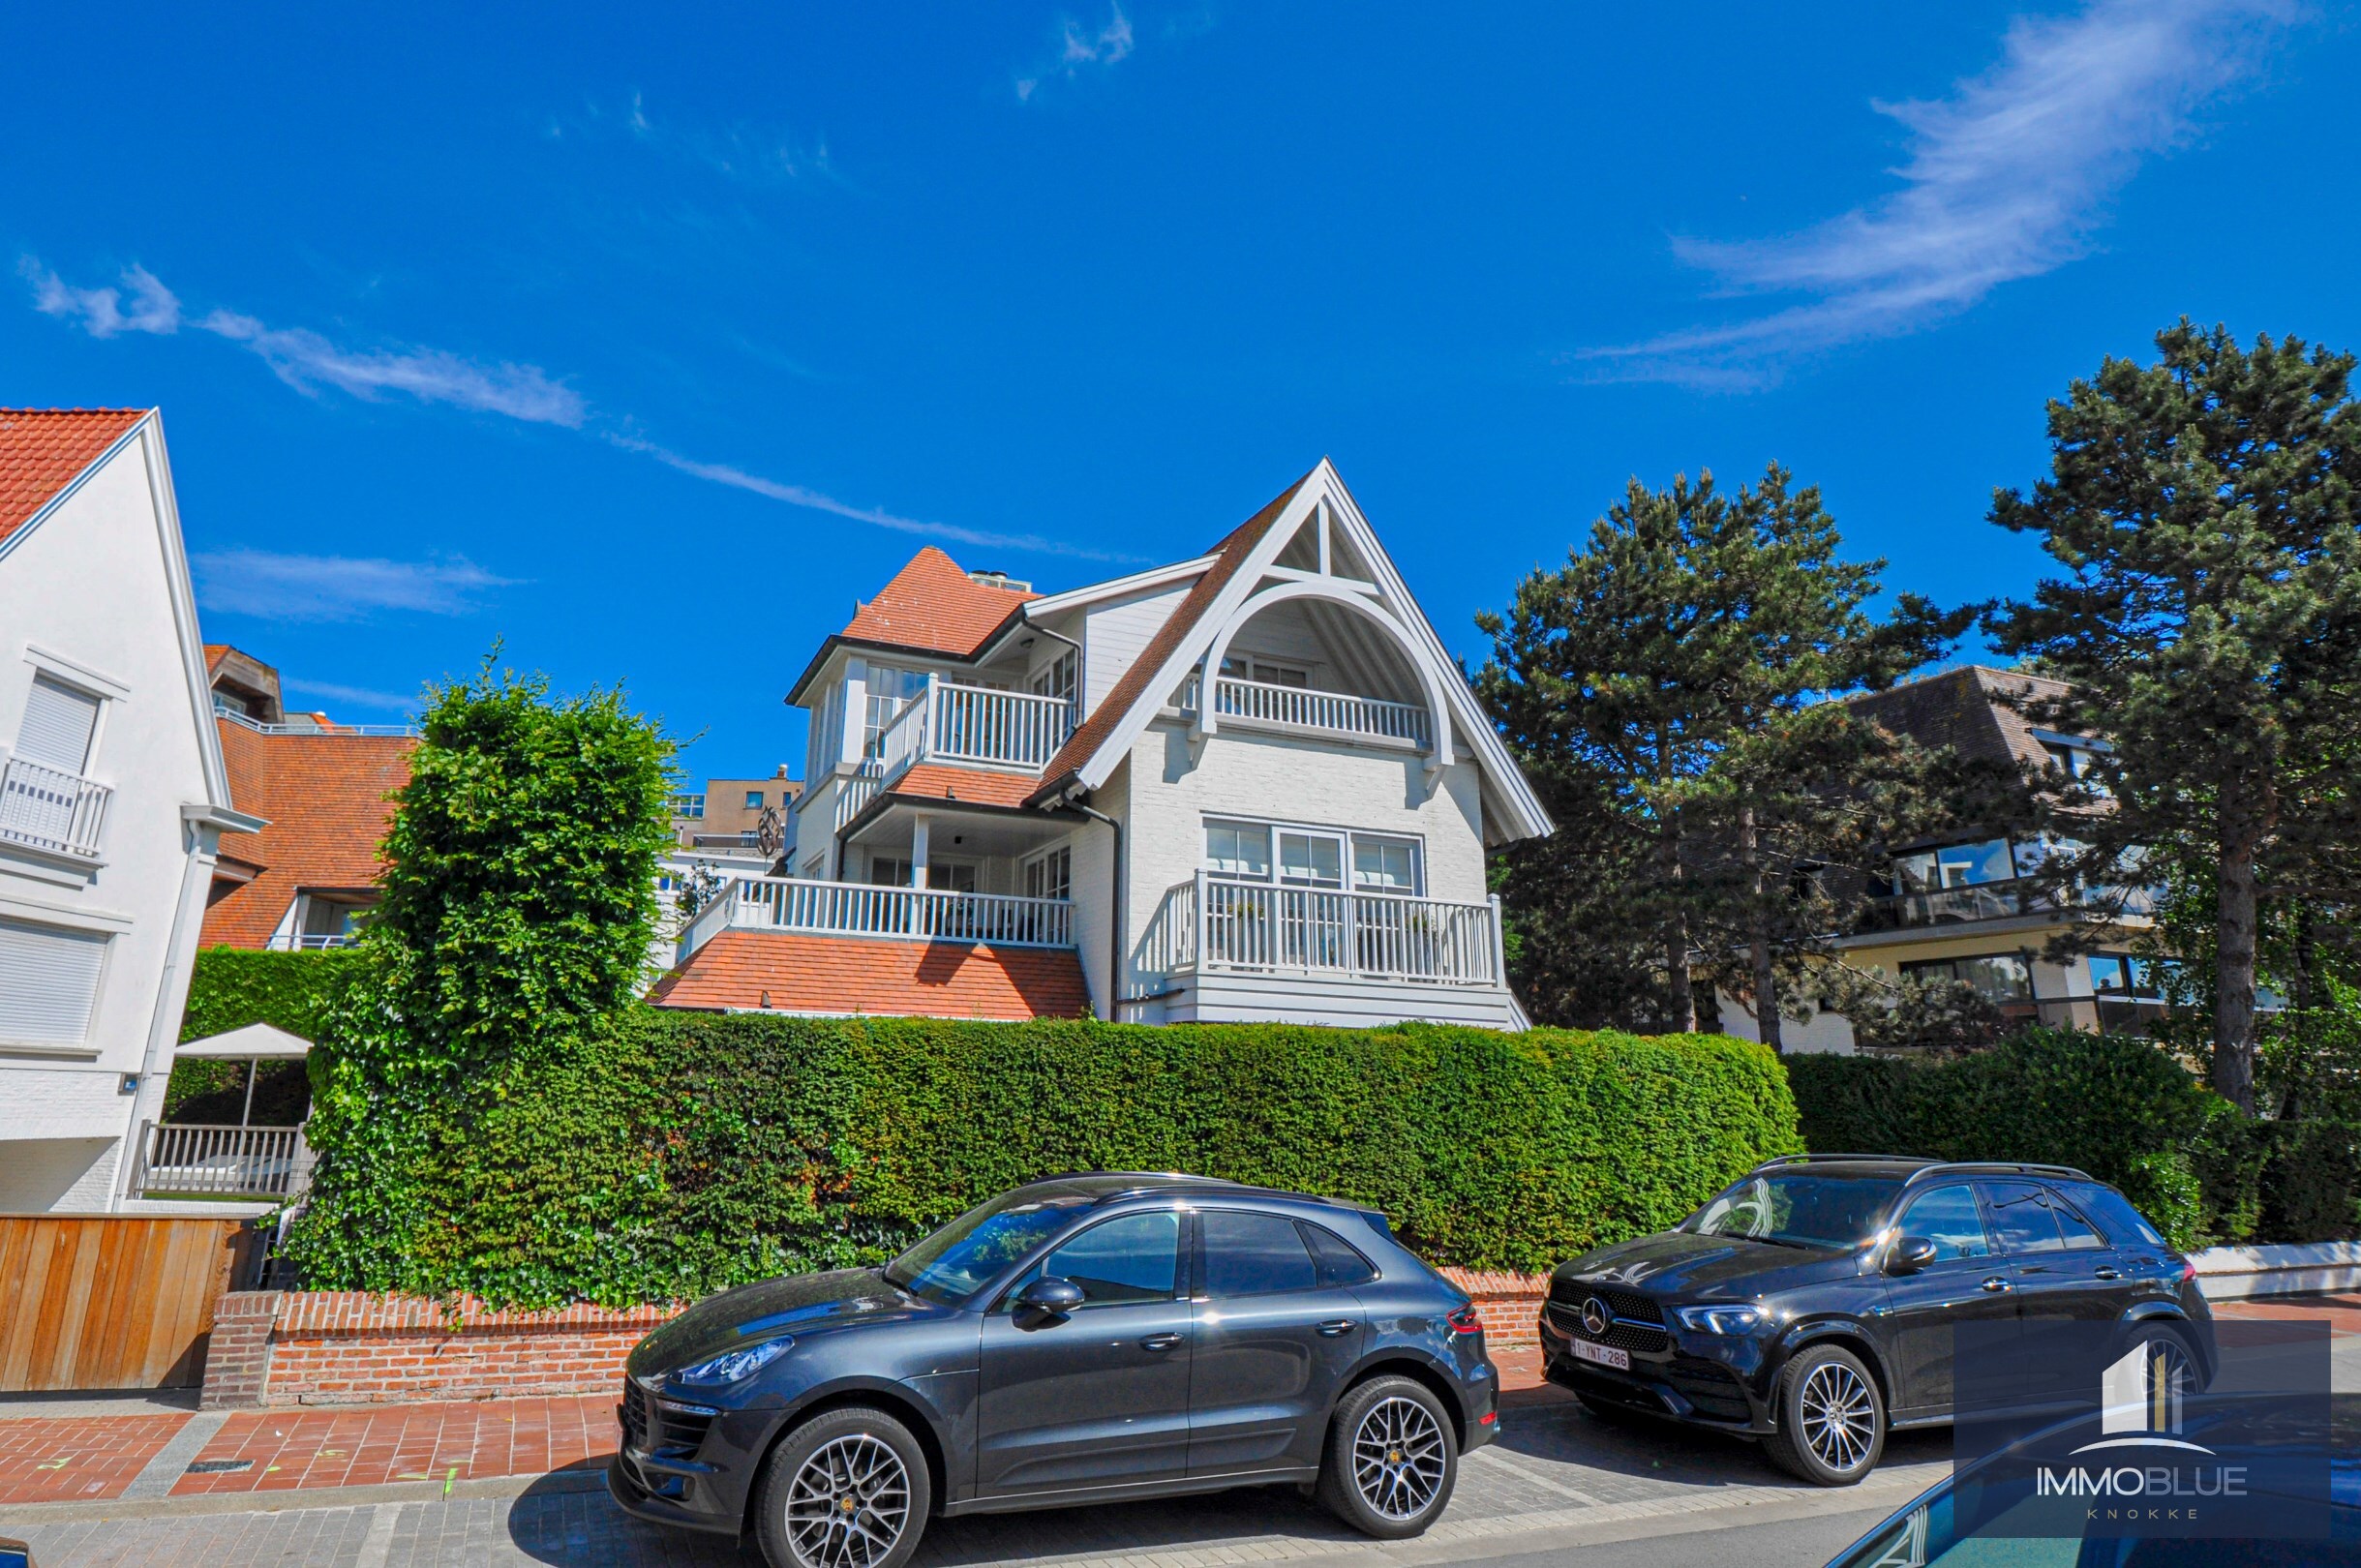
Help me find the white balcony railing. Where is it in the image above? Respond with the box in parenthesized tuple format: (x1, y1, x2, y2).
(0, 754, 112, 859)
(679, 874, 1075, 963)
(832, 678, 1075, 829)
(1180, 675, 1433, 749)
(132, 1122, 313, 1199)
(265, 932, 359, 951)
(1146, 874, 1503, 987)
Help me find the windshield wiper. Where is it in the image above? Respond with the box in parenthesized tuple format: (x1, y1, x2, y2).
(1740, 1235, 1817, 1250)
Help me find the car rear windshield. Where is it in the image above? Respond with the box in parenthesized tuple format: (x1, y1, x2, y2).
(882, 1192, 1094, 1305)
(1682, 1172, 1904, 1251)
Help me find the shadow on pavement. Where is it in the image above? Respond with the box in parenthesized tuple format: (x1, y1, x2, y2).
(1495, 1394, 1952, 1490)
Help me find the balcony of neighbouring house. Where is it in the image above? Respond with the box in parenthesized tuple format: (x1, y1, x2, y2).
(0, 750, 112, 860)
(1855, 877, 2156, 934)
(130, 1121, 314, 1200)
(833, 677, 1075, 829)
(677, 874, 1075, 964)
(1177, 672, 1434, 751)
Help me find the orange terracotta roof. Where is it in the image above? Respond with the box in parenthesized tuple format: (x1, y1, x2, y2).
(203, 644, 231, 671)
(651, 929, 1090, 1020)
(0, 408, 148, 545)
(842, 547, 1036, 658)
(885, 765, 1041, 810)
(199, 718, 414, 947)
(1027, 467, 1315, 804)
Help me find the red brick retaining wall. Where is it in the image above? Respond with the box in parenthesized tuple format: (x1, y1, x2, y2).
(200, 1269, 1556, 1408)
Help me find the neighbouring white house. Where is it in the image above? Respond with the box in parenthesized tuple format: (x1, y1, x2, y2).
(654, 460, 1555, 1029)
(0, 408, 264, 1211)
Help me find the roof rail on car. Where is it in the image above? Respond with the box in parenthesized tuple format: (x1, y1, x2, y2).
(1902, 1161, 2093, 1185)
(1748, 1153, 1937, 1173)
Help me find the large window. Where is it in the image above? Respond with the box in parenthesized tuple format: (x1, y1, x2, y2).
(2089, 952, 2168, 999)
(0, 917, 108, 1047)
(1024, 844, 1072, 901)
(1203, 818, 1424, 897)
(1219, 655, 1309, 688)
(1901, 953, 2033, 1004)
(1028, 649, 1078, 709)
(1889, 838, 2016, 892)
(862, 665, 930, 756)
(15, 675, 103, 774)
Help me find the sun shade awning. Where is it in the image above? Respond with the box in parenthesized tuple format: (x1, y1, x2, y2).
(173, 1022, 313, 1060)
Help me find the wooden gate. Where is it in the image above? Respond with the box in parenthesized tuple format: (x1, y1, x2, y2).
(0, 1215, 254, 1391)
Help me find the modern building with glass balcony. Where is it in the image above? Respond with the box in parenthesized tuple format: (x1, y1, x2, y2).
(653, 459, 1556, 1028)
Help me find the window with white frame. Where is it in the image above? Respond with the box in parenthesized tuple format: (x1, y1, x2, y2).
(1203, 817, 1424, 896)
(862, 665, 930, 756)
(15, 674, 104, 774)
(1024, 844, 1072, 901)
(0, 916, 109, 1046)
(1219, 655, 1310, 688)
(1029, 650, 1078, 710)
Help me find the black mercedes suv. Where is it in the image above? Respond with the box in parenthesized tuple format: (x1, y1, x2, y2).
(613, 1173, 1498, 1568)
(1541, 1155, 2209, 1487)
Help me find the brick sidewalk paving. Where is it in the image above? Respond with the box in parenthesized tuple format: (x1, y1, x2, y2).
(171, 1395, 616, 1495)
(0, 1414, 191, 1506)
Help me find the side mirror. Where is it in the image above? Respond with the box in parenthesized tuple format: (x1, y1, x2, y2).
(1886, 1236, 1939, 1276)
(1014, 1277, 1085, 1320)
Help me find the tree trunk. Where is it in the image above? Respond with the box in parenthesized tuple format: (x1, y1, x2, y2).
(2215, 824, 2260, 1114)
(1661, 815, 1695, 1033)
(1741, 802, 1783, 1052)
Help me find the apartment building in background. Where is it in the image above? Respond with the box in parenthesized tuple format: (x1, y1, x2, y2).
(671, 766, 802, 855)
(656, 460, 1554, 1026)
(0, 408, 264, 1211)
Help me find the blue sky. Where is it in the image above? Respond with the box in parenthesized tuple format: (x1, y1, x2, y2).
(7, 2, 2354, 782)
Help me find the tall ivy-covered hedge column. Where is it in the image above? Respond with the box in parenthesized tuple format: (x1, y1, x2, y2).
(286, 660, 676, 1295)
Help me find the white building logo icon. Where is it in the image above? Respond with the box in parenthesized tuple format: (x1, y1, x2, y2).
(2070, 1341, 2212, 1456)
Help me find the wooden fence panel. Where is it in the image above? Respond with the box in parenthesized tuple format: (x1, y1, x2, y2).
(0, 1216, 252, 1391)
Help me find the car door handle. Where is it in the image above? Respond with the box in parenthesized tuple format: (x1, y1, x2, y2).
(1981, 1277, 2013, 1293)
(1317, 1319, 1357, 1337)
(2094, 1267, 2122, 1281)
(1139, 1333, 1185, 1352)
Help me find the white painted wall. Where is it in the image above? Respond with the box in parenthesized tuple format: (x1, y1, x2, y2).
(1082, 587, 1188, 711)
(0, 422, 232, 1211)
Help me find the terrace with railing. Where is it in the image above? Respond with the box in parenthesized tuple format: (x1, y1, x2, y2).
(0, 752, 111, 860)
(130, 1121, 313, 1200)
(1143, 873, 1504, 988)
(833, 676, 1075, 828)
(678, 873, 1074, 962)
(1179, 673, 1432, 749)
(1856, 878, 2157, 934)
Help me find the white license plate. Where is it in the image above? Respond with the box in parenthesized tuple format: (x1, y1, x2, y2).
(1571, 1338, 1630, 1372)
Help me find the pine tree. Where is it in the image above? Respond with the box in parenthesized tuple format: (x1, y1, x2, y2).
(1987, 322, 2361, 1111)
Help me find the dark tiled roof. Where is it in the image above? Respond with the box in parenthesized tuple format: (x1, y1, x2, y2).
(1845, 665, 2078, 771)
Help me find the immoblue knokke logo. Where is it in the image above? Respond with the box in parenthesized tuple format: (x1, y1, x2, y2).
(2036, 1341, 2246, 1505)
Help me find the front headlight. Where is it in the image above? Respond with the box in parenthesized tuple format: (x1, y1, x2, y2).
(1674, 1305, 1763, 1336)
(677, 1335, 795, 1385)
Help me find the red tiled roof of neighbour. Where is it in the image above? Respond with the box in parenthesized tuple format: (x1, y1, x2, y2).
(651, 930, 1090, 1021)
(0, 408, 148, 545)
(1027, 467, 1316, 805)
(842, 546, 1038, 658)
(199, 717, 414, 947)
(885, 765, 1041, 810)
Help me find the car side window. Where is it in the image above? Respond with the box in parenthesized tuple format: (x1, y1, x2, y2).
(1980, 1181, 2066, 1254)
(1892, 1185, 1992, 1261)
(1297, 1221, 1378, 1287)
(2044, 1191, 2108, 1251)
(1030, 1211, 1181, 1307)
(1201, 1211, 1318, 1297)
(2056, 1181, 2167, 1251)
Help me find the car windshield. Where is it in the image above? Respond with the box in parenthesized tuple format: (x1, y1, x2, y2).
(881, 1192, 1093, 1305)
(1683, 1172, 1903, 1251)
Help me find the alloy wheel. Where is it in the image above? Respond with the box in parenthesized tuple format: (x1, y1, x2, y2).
(1351, 1395, 1447, 1520)
(1797, 1362, 1877, 1475)
(783, 1433, 912, 1568)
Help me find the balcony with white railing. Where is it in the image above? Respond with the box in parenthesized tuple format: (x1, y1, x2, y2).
(1144, 873, 1504, 988)
(679, 873, 1075, 963)
(1179, 674, 1433, 750)
(0, 753, 112, 860)
(131, 1121, 313, 1199)
(834, 677, 1075, 829)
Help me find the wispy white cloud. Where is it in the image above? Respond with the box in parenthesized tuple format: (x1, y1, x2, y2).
(192, 550, 517, 622)
(1588, 0, 2297, 388)
(24, 258, 586, 425)
(618, 90, 835, 184)
(1017, 3, 1135, 101)
(282, 678, 423, 713)
(608, 435, 1151, 563)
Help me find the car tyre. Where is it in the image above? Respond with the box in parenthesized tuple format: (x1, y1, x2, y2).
(1763, 1344, 1885, 1487)
(1316, 1374, 1458, 1538)
(753, 1405, 932, 1568)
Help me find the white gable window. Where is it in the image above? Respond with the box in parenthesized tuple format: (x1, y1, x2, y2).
(862, 666, 929, 756)
(1205, 816, 1424, 897)
(15, 675, 103, 772)
(1277, 829, 1344, 889)
(0, 917, 108, 1046)
(1204, 820, 1270, 881)
(1352, 835, 1420, 894)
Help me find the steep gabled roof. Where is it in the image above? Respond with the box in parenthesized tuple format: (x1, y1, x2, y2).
(844, 546, 1038, 657)
(0, 408, 149, 546)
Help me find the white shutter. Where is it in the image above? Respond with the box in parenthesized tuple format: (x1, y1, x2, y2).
(15, 677, 102, 772)
(0, 917, 109, 1045)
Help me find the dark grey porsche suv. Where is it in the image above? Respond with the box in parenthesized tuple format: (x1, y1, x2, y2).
(612, 1173, 1498, 1568)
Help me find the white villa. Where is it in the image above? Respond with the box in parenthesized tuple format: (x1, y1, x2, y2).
(0, 408, 265, 1211)
(655, 461, 1554, 1029)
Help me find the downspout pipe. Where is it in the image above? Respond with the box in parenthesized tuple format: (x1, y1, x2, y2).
(1062, 789, 1124, 1022)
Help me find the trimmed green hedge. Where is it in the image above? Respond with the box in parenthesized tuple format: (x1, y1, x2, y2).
(165, 947, 355, 1122)
(1783, 1031, 2361, 1249)
(288, 1012, 1802, 1309)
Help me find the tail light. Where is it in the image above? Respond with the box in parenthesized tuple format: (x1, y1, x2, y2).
(1447, 1304, 1483, 1336)
(2180, 1259, 2197, 1284)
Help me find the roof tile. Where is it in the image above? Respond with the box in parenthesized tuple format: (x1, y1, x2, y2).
(0, 408, 148, 546)
(199, 719, 414, 948)
(843, 547, 1037, 658)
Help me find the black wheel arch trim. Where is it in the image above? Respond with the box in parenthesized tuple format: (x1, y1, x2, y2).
(1337, 1349, 1472, 1447)
(1773, 1320, 1896, 1413)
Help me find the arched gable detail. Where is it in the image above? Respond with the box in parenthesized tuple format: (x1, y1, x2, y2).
(1196, 578, 1456, 770)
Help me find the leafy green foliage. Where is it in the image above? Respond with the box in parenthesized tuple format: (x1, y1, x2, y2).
(1782, 1032, 2361, 1249)
(294, 1010, 1802, 1308)
(1986, 322, 2361, 1109)
(165, 947, 357, 1121)
(287, 661, 677, 1292)
(1474, 465, 1977, 1040)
